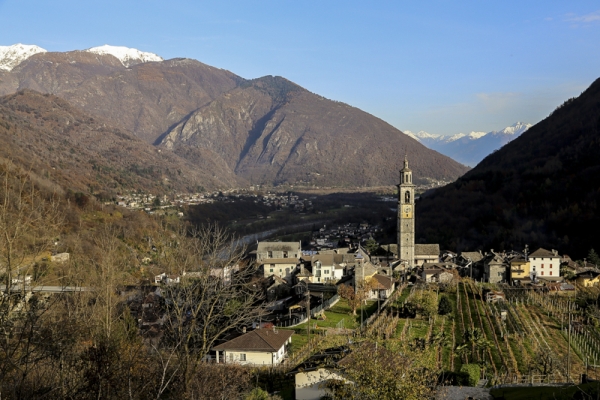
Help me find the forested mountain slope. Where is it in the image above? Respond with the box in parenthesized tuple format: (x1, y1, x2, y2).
(416, 77, 600, 259)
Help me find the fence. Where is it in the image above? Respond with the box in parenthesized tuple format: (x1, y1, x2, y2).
(491, 373, 579, 386)
(362, 283, 406, 329)
(276, 294, 340, 328)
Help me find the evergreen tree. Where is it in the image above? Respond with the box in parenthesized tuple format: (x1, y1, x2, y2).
(438, 295, 452, 316)
(588, 248, 600, 266)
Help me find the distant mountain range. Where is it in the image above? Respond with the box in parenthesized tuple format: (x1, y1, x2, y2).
(404, 122, 532, 167)
(416, 78, 600, 259)
(0, 44, 469, 190)
(0, 43, 162, 70)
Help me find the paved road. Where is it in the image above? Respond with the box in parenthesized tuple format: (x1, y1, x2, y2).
(0, 285, 91, 293)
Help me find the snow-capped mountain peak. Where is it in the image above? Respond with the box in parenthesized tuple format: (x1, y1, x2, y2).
(447, 133, 467, 142)
(492, 121, 532, 136)
(403, 130, 442, 142)
(404, 122, 532, 166)
(468, 131, 487, 140)
(0, 44, 47, 71)
(85, 45, 163, 67)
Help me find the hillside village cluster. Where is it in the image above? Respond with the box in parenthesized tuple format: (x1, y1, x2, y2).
(113, 189, 312, 214)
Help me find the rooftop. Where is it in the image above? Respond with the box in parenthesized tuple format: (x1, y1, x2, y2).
(213, 328, 293, 352)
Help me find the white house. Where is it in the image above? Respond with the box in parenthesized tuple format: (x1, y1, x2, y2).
(307, 254, 342, 284)
(154, 272, 180, 285)
(369, 274, 394, 299)
(529, 248, 560, 280)
(212, 327, 293, 366)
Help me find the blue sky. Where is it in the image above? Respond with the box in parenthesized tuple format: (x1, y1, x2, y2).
(1, 0, 599, 136)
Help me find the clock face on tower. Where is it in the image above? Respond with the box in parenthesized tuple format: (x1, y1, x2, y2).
(401, 205, 413, 219)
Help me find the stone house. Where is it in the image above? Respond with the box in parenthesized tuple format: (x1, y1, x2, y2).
(414, 244, 440, 266)
(421, 263, 455, 283)
(483, 252, 507, 284)
(257, 241, 302, 280)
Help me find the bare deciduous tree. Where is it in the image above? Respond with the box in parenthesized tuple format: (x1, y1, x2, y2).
(154, 224, 267, 395)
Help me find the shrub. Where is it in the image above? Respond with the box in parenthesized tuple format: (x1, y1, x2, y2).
(459, 364, 480, 386)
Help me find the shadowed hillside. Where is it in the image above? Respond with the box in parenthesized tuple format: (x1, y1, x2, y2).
(416, 77, 600, 259)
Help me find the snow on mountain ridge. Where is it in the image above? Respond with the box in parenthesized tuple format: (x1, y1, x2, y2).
(403, 130, 442, 142)
(468, 131, 487, 140)
(404, 122, 532, 166)
(0, 44, 47, 71)
(491, 121, 531, 136)
(85, 45, 163, 67)
(404, 122, 531, 144)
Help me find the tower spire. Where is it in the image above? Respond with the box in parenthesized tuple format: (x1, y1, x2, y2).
(398, 154, 415, 270)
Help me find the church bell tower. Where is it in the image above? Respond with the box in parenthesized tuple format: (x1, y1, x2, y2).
(397, 156, 415, 269)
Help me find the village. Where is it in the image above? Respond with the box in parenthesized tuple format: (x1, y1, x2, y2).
(112, 189, 312, 213)
(102, 159, 600, 399)
(6, 161, 600, 399)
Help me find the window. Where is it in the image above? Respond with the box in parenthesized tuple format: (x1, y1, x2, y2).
(269, 269, 273, 273)
(324, 270, 330, 274)
(268, 251, 273, 258)
(541, 264, 544, 268)
(240, 353, 246, 361)
(279, 269, 282, 273)
(549, 264, 552, 268)
(283, 251, 288, 258)
(541, 271, 544, 276)
(229, 353, 234, 362)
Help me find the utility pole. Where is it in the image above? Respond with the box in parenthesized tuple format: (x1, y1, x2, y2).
(361, 254, 364, 331)
(568, 298, 572, 383)
(305, 281, 311, 355)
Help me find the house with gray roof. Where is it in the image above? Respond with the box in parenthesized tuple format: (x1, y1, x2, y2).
(483, 252, 507, 284)
(213, 327, 294, 365)
(414, 244, 440, 266)
(257, 241, 302, 280)
(529, 248, 560, 280)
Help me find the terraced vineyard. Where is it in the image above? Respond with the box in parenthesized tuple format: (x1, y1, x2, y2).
(286, 278, 594, 385)
(381, 279, 590, 384)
